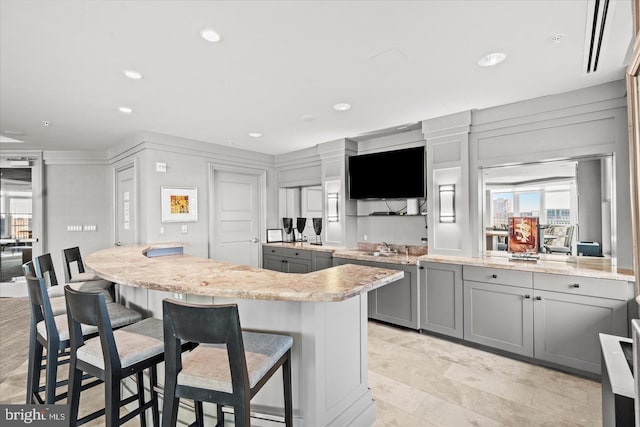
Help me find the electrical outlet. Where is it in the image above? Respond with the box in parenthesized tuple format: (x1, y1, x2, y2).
(181, 224, 188, 233)
(159, 226, 165, 235)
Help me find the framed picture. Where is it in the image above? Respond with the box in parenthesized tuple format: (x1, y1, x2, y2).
(266, 228, 283, 243)
(161, 186, 198, 222)
(508, 216, 539, 253)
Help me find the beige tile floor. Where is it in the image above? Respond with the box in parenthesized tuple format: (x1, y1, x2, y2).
(0, 308, 601, 426)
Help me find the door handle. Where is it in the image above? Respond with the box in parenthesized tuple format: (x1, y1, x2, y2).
(250, 237, 259, 243)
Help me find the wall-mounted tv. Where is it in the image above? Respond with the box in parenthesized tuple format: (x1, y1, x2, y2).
(348, 146, 426, 200)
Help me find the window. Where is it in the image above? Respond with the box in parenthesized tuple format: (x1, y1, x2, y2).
(490, 184, 573, 227)
(491, 193, 513, 226)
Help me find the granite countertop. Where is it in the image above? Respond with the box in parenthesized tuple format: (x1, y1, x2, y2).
(332, 249, 422, 266)
(86, 245, 404, 302)
(418, 254, 635, 282)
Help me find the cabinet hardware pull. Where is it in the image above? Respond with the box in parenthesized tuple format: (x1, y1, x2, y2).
(535, 296, 542, 300)
(272, 249, 275, 252)
(295, 252, 299, 256)
(524, 294, 531, 299)
(570, 284, 580, 288)
(419, 266, 424, 270)
(491, 274, 498, 279)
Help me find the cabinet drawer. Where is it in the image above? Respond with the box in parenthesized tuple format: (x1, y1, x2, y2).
(534, 273, 631, 300)
(463, 266, 532, 288)
(263, 246, 312, 261)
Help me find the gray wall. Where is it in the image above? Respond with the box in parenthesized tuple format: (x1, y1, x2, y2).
(577, 158, 603, 245)
(43, 162, 112, 278)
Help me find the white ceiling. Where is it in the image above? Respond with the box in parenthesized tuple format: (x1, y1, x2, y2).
(0, 0, 634, 155)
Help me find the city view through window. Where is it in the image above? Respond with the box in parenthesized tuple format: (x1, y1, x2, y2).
(491, 188, 571, 226)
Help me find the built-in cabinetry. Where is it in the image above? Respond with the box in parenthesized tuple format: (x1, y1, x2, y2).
(262, 246, 333, 273)
(458, 265, 631, 375)
(333, 257, 419, 330)
(418, 262, 463, 338)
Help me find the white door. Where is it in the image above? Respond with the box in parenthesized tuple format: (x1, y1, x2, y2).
(115, 165, 136, 246)
(213, 170, 260, 267)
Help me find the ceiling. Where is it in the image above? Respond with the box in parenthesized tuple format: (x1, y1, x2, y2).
(0, 1, 634, 155)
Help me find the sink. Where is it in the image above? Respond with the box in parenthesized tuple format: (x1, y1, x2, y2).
(366, 251, 397, 257)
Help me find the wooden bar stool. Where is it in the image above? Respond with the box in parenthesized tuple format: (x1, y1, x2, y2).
(34, 253, 114, 302)
(24, 275, 142, 405)
(65, 285, 166, 427)
(162, 299, 293, 427)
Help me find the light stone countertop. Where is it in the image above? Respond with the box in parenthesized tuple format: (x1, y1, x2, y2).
(332, 250, 422, 266)
(86, 245, 404, 302)
(418, 254, 635, 282)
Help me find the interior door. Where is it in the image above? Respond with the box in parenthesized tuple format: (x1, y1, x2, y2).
(213, 170, 260, 267)
(115, 164, 136, 246)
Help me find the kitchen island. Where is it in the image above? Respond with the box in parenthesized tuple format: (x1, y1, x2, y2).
(86, 244, 404, 427)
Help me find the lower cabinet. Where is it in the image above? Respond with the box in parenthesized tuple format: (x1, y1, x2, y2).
(334, 257, 419, 330)
(463, 280, 534, 357)
(262, 246, 332, 273)
(533, 289, 627, 374)
(419, 262, 463, 338)
(460, 267, 633, 376)
(263, 253, 311, 273)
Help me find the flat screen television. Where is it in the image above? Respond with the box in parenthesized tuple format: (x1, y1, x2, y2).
(348, 146, 426, 200)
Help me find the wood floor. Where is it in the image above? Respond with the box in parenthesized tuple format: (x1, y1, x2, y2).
(0, 296, 601, 426)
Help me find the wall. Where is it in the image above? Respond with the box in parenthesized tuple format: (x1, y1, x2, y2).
(577, 158, 603, 245)
(467, 80, 631, 267)
(42, 151, 112, 278)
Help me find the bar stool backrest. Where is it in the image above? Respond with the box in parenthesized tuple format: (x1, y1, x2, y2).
(162, 300, 250, 392)
(64, 286, 121, 371)
(34, 254, 59, 287)
(23, 260, 35, 276)
(25, 274, 59, 343)
(62, 247, 85, 283)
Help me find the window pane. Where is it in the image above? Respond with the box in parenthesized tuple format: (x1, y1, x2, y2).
(492, 193, 513, 226)
(518, 192, 541, 217)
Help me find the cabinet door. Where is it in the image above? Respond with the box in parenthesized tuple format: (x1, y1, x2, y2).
(420, 263, 463, 338)
(533, 290, 627, 375)
(283, 258, 311, 274)
(372, 268, 418, 329)
(464, 280, 534, 357)
(263, 254, 284, 272)
(312, 252, 333, 271)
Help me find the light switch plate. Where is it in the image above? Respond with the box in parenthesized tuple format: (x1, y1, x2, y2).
(181, 224, 188, 233)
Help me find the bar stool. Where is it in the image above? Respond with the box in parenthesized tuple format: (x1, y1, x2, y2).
(62, 247, 114, 298)
(34, 253, 114, 303)
(162, 299, 293, 427)
(23, 260, 66, 316)
(65, 285, 165, 427)
(25, 275, 142, 405)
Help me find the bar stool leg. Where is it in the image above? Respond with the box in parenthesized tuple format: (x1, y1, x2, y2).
(234, 401, 250, 427)
(136, 371, 147, 427)
(150, 366, 160, 427)
(44, 347, 59, 403)
(283, 352, 292, 427)
(216, 405, 224, 427)
(105, 377, 121, 427)
(67, 364, 83, 427)
(161, 377, 179, 427)
(26, 338, 43, 404)
(194, 401, 204, 426)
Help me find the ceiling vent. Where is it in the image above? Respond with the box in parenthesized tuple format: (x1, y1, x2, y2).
(584, 0, 611, 73)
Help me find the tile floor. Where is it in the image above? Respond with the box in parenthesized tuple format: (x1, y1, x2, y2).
(0, 298, 602, 426)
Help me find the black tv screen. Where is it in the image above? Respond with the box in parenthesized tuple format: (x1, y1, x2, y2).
(348, 146, 426, 200)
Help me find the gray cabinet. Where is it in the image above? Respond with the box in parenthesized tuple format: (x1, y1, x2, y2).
(532, 274, 630, 375)
(262, 246, 332, 273)
(463, 280, 534, 356)
(334, 257, 419, 330)
(419, 262, 463, 338)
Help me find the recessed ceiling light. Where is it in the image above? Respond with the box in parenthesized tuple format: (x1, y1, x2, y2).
(123, 69, 142, 80)
(248, 132, 262, 138)
(477, 52, 507, 67)
(118, 106, 133, 114)
(333, 103, 352, 111)
(200, 28, 222, 43)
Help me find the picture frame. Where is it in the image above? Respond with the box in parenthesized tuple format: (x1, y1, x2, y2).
(266, 228, 284, 243)
(161, 186, 198, 222)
